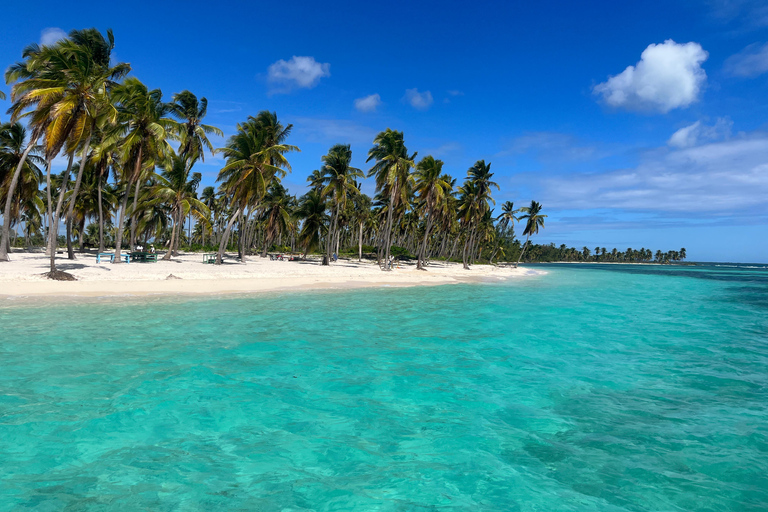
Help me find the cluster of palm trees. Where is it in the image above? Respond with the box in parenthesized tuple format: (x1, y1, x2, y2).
(1, 28, 549, 276)
(512, 244, 687, 263)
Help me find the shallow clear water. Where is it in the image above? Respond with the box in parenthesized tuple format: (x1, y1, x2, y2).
(1, 264, 767, 511)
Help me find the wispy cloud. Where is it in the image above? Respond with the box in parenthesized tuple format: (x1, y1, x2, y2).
(538, 132, 768, 214)
(40, 27, 67, 46)
(593, 40, 708, 113)
(724, 42, 768, 77)
(499, 132, 601, 161)
(267, 56, 330, 94)
(667, 118, 732, 148)
(354, 93, 382, 113)
(403, 88, 433, 110)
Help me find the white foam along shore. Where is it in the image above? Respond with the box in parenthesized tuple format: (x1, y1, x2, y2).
(0, 250, 543, 298)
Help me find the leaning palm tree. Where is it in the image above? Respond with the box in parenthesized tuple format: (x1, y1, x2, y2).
(413, 155, 451, 270)
(3, 29, 129, 266)
(110, 77, 179, 262)
(0, 122, 44, 254)
(366, 129, 415, 269)
(169, 90, 223, 163)
(320, 144, 363, 265)
(514, 200, 546, 267)
(152, 150, 208, 259)
(296, 188, 328, 257)
(215, 113, 298, 264)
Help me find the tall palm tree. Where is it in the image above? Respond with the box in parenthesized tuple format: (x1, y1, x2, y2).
(0, 123, 44, 254)
(169, 90, 223, 163)
(152, 150, 208, 259)
(260, 182, 293, 256)
(352, 190, 372, 261)
(320, 144, 363, 265)
(110, 77, 179, 262)
(514, 200, 546, 268)
(367, 129, 415, 269)
(3, 29, 129, 266)
(296, 189, 328, 257)
(413, 155, 450, 270)
(215, 112, 298, 264)
(497, 201, 519, 234)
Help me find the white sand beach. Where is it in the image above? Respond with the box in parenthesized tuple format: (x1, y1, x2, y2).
(0, 251, 541, 297)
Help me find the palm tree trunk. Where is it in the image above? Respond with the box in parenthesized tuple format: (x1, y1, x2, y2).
(65, 130, 94, 259)
(383, 185, 396, 270)
(417, 211, 433, 270)
(97, 175, 105, 253)
(163, 209, 178, 260)
(48, 153, 75, 273)
(0, 134, 40, 261)
(515, 234, 531, 268)
(66, 219, 74, 258)
(44, 159, 53, 256)
(129, 177, 141, 251)
(215, 207, 241, 265)
(113, 183, 131, 264)
(358, 221, 364, 262)
(78, 218, 86, 252)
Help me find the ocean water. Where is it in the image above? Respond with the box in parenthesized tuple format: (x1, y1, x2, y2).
(1, 263, 767, 511)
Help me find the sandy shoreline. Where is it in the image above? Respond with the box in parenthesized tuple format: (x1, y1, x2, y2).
(0, 250, 542, 298)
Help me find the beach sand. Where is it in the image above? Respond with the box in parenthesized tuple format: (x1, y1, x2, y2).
(0, 250, 541, 297)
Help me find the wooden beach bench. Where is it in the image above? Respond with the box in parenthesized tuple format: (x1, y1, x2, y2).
(203, 253, 217, 264)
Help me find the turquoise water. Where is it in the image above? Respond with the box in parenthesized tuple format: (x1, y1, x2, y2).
(1, 264, 767, 511)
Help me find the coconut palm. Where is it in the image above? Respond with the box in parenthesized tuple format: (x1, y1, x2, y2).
(296, 189, 328, 257)
(215, 113, 298, 264)
(320, 144, 363, 264)
(413, 156, 451, 270)
(169, 90, 223, 163)
(514, 200, 546, 267)
(260, 182, 293, 256)
(152, 150, 208, 259)
(366, 129, 415, 269)
(0, 122, 44, 254)
(110, 77, 179, 262)
(3, 29, 129, 266)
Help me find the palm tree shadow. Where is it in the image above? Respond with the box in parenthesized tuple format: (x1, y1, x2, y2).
(54, 263, 88, 270)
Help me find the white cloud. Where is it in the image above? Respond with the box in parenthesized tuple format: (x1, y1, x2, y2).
(593, 40, 708, 113)
(724, 42, 768, 77)
(40, 27, 67, 46)
(354, 94, 381, 113)
(267, 56, 330, 93)
(539, 133, 768, 213)
(668, 118, 732, 148)
(403, 88, 433, 110)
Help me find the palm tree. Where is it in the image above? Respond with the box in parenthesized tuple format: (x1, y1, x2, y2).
(215, 112, 298, 264)
(367, 129, 415, 269)
(352, 191, 372, 261)
(514, 200, 546, 268)
(260, 182, 293, 256)
(152, 150, 208, 259)
(296, 189, 328, 257)
(110, 77, 179, 262)
(3, 29, 129, 266)
(413, 155, 451, 270)
(0, 122, 44, 255)
(170, 90, 223, 163)
(320, 144, 363, 265)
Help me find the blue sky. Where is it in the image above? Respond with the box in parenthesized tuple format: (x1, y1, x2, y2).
(2, 0, 767, 262)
